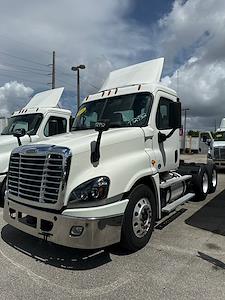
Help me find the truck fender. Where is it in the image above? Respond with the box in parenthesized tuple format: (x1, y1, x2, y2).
(124, 173, 161, 220)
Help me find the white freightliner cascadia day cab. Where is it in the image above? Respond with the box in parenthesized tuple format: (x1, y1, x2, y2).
(3, 58, 218, 251)
(0, 87, 71, 204)
(208, 118, 225, 169)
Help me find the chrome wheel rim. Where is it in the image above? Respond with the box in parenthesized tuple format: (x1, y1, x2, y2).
(132, 198, 152, 238)
(212, 169, 217, 187)
(202, 172, 209, 194)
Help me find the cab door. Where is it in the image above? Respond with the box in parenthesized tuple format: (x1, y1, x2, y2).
(152, 91, 181, 172)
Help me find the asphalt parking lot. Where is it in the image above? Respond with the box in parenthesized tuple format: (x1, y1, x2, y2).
(0, 154, 225, 300)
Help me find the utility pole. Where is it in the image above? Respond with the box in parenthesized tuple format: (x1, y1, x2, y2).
(47, 51, 56, 89)
(52, 50, 55, 89)
(182, 108, 190, 152)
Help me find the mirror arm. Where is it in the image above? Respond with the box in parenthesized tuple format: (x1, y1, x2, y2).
(16, 137, 22, 146)
(91, 131, 102, 163)
(26, 130, 32, 142)
(166, 128, 176, 139)
(158, 128, 177, 144)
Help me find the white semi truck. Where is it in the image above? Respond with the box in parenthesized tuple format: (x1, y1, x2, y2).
(3, 58, 217, 251)
(0, 117, 8, 134)
(0, 87, 71, 203)
(208, 118, 225, 169)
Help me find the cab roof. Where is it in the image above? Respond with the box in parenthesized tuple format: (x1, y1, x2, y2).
(12, 107, 71, 117)
(83, 82, 177, 103)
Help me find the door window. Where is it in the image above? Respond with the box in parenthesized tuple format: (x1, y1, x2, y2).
(156, 98, 173, 130)
(44, 116, 67, 137)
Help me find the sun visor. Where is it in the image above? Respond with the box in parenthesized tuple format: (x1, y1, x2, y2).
(100, 57, 164, 91)
(24, 87, 64, 109)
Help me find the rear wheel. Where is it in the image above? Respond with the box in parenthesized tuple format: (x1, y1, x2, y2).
(120, 184, 156, 251)
(192, 166, 209, 201)
(207, 166, 217, 193)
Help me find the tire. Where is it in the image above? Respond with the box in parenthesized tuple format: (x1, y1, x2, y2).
(0, 179, 6, 208)
(120, 184, 156, 252)
(207, 165, 217, 194)
(192, 166, 209, 201)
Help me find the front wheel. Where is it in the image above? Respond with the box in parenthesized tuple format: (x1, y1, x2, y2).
(120, 184, 156, 252)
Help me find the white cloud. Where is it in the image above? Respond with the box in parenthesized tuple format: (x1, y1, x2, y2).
(0, 81, 33, 116)
(0, 0, 150, 95)
(158, 0, 225, 130)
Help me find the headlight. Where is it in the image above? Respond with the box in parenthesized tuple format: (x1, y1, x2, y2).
(68, 176, 110, 207)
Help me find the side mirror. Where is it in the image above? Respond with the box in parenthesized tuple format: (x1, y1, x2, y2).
(91, 120, 110, 164)
(95, 120, 110, 132)
(202, 135, 207, 143)
(13, 128, 26, 146)
(169, 102, 181, 130)
(69, 116, 75, 131)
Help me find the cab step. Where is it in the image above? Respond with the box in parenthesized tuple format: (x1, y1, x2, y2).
(162, 193, 195, 213)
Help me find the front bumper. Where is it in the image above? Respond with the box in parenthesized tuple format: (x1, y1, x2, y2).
(4, 199, 124, 249)
(213, 160, 225, 169)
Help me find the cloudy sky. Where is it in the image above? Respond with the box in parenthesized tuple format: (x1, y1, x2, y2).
(0, 0, 224, 130)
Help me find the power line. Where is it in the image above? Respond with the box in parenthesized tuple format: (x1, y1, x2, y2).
(0, 33, 52, 56)
(58, 71, 99, 90)
(0, 73, 45, 86)
(0, 50, 49, 67)
(0, 68, 48, 76)
(0, 62, 49, 73)
(57, 78, 75, 89)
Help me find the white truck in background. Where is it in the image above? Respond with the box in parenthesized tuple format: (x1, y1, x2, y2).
(3, 58, 217, 251)
(180, 131, 213, 154)
(0, 87, 72, 203)
(208, 118, 225, 169)
(0, 117, 8, 134)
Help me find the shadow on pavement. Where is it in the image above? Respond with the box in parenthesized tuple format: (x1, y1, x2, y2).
(197, 251, 225, 270)
(1, 224, 131, 270)
(185, 189, 225, 236)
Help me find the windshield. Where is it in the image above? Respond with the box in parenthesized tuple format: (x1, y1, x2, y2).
(72, 92, 153, 131)
(214, 131, 225, 141)
(1, 113, 43, 135)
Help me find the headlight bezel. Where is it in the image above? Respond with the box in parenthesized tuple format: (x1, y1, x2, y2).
(68, 176, 110, 208)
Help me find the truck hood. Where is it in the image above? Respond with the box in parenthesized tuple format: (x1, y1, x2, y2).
(213, 141, 225, 147)
(33, 127, 144, 154)
(0, 134, 23, 153)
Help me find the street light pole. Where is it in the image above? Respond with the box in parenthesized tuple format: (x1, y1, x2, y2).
(77, 68, 80, 108)
(71, 64, 86, 111)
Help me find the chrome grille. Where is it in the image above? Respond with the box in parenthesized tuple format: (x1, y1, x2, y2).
(8, 152, 65, 204)
(214, 147, 225, 160)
